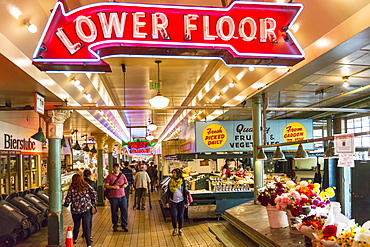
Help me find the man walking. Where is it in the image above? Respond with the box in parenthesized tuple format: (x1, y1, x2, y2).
(104, 163, 129, 232)
(133, 166, 151, 210)
(147, 162, 158, 192)
(83, 169, 97, 240)
(121, 161, 134, 206)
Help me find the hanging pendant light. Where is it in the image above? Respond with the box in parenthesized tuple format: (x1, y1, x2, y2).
(147, 110, 157, 131)
(147, 121, 157, 131)
(72, 141, 81, 150)
(61, 135, 67, 147)
(324, 141, 336, 159)
(82, 145, 90, 152)
(82, 134, 90, 152)
(90, 145, 97, 153)
(149, 60, 170, 109)
(146, 134, 155, 141)
(294, 144, 308, 159)
(71, 130, 81, 150)
(256, 148, 267, 160)
(31, 127, 46, 143)
(31, 116, 46, 143)
(272, 146, 286, 160)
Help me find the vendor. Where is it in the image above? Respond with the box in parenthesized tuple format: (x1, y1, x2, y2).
(222, 161, 231, 179)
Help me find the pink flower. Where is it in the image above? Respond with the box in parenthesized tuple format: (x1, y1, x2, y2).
(290, 191, 301, 200)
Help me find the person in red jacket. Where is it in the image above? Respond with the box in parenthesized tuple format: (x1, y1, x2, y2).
(104, 163, 129, 232)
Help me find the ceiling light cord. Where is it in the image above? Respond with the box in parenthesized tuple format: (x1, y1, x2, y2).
(149, 61, 170, 109)
(156, 60, 162, 94)
(122, 64, 126, 107)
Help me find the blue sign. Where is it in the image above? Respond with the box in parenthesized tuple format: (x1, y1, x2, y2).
(195, 119, 313, 153)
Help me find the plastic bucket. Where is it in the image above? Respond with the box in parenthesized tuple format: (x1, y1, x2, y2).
(266, 205, 289, 228)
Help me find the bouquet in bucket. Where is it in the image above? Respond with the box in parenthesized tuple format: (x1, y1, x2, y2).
(274, 180, 335, 217)
(257, 182, 289, 207)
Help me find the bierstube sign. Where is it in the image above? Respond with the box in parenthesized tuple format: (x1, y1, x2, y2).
(33, 1, 304, 72)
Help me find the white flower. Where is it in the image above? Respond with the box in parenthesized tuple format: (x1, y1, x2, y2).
(300, 180, 309, 187)
(286, 180, 296, 187)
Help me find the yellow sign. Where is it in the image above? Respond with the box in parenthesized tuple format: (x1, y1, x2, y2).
(202, 124, 227, 149)
(283, 122, 306, 144)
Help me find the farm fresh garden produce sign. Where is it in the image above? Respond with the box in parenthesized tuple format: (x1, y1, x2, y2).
(195, 119, 313, 152)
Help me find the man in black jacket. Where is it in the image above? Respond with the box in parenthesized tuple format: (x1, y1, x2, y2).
(120, 161, 134, 205)
(83, 169, 97, 241)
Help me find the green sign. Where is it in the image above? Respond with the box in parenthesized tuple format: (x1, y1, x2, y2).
(150, 81, 161, 90)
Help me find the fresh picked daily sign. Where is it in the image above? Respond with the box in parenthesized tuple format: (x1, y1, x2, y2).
(33, 1, 304, 72)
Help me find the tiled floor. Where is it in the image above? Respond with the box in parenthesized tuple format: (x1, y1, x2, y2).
(17, 191, 224, 247)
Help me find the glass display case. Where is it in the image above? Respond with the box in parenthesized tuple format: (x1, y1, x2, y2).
(9, 155, 18, 192)
(23, 155, 38, 190)
(158, 172, 254, 220)
(61, 172, 74, 192)
(0, 156, 7, 194)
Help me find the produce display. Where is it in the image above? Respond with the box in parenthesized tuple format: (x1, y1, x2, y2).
(233, 169, 252, 179)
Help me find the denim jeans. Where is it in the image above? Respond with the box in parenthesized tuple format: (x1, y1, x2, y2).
(170, 200, 185, 229)
(72, 210, 91, 246)
(108, 196, 128, 228)
(89, 213, 93, 237)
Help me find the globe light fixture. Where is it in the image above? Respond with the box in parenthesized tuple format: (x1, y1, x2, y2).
(149, 93, 170, 109)
(147, 121, 157, 131)
(147, 111, 157, 131)
(149, 60, 170, 109)
(146, 134, 155, 141)
(22, 19, 37, 33)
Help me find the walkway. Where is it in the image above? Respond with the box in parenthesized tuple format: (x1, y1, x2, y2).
(17, 191, 224, 247)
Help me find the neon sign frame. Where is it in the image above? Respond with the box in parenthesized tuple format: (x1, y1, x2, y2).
(33, 1, 304, 72)
(122, 138, 155, 155)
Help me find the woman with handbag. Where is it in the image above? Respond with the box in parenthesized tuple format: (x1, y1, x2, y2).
(165, 168, 189, 236)
(64, 174, 97, 247)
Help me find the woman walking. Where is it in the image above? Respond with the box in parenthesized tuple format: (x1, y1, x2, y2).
(165, 168, 189, 236)
(64, 174, 96, 247)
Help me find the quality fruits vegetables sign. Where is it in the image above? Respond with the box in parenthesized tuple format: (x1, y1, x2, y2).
(195, 119, 313, 152)
(33, 1, 304, 71)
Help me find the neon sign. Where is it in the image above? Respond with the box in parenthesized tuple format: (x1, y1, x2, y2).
(33, 1, 304, 71)
(122, 138, 155, 155)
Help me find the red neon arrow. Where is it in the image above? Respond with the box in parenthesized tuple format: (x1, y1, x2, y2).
(33, 1, 304, 72)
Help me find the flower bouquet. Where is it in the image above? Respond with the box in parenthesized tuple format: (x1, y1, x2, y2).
(299, 214, 327, 239)
(275, 181, 335, 217)
(273, 180, 335, 234)
(257, 182, 288, 207)
(296, 201, 370, 246)
(257, 182, 290, 228)
(311, 225, 369, 247)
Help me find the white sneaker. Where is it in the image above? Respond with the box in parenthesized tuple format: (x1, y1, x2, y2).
(172, 229, 178, 236)
(178, 229, 183, 236)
